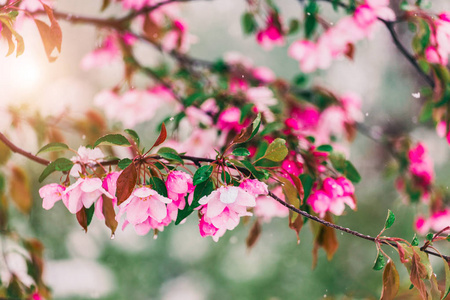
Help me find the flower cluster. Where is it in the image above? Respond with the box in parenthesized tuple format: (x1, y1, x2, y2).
(288, 0, 395, 72)
(307, 177, 356, 218)
(425, 12, 450, 65)
(198, 179, 267, 242)
(415, 209, 450, 235)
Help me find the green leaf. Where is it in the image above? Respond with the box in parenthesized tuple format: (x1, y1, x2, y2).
(249, 113, 262, 141)
(242, 12, 257, 35)
(39, 158, 74, 182)
(175, 179, 214, 225)
(118, 158, 133, 170)
(344, 160, 361, 183)
(446, 235, 450, 242)
(263, 138, 288, 162)
(36, 142, 69, 155)
(94, 134, 131, 147)
(373, 252, 386, 271)
(288, 19, 300, 35)
(426, 233, 434, 241)
(400, 0, 409, 10)
(240, 103, 254, 123)
(157, 147, 179, 155)
(86, 204, 95, 227)
(148, 176, 168, 197)
(443, 257, 450, 299)
(304, 1, 318, 39)
(411, 234, 419, 246)
(0, 173, 5, 192)
(299, 173, 313, 202)
(193, 165, 213, 186)
(316, 144, 333, 152)
(158, 152, 184, 165)
(232, 147, 251, 157)
(260, 122, 283, 136)
(124, 129, 140, 147)
(419, 101, 433, 123)
(241, 160, 266, 180)
(384, 209, 395, 229)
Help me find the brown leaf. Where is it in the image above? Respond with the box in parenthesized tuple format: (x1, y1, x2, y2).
(0, 140, 11, 165)
(116, 161, 137, 205)
(312, 213, 339, 268)
(102, 195, 118, 235)
(76, 208, 88, 232)
(289, 213, 303, 244)
(39, 3, 62, 61)
(380, 260, 400, 300)
(232, 125, 253, 144)
(396, 242, 411, 264)
(9, 165, 32, 214)
(143, 15, 162, 42)
(152, 123, 167, 149)
(0, 17, 24, 57)
(246, 220, 261, 251)
(344, 43, 355, 60)
(287, 173, 304, 205)
(0, 23, 15, 56)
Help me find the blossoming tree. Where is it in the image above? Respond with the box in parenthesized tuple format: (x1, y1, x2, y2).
(0, 0, 449, 299)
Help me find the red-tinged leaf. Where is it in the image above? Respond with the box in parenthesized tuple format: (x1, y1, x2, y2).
(246, 220, 262, 251)
(443, 260, 450, 299)
(102, 195, 118, 235)
(276, 175, 300, 221)
(9, 165, 32, 214)
(344, 43, 355, 60)
(116, 161, 137, 205)
(34, 20, 59, 62)
(410, 252, 429, 300)
(232, 125, 253, 144)
(396, 242, 411, 264)
(1, 23, 15, 56)
(152, 123, 167, 149)
(76, 208, 88, 232)
(0, 17, 24, 57)
(288, 173, 304, 205)
(143, 14, 162, 42)
(380, 260, 400, 300)
(289, 213, 303, 244)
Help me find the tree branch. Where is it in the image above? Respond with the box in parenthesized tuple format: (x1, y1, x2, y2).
(0, 132, 49, 166)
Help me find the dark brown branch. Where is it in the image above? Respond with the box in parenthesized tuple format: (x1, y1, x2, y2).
(0, 132, 50, 166)
(268, 191, 450, 262)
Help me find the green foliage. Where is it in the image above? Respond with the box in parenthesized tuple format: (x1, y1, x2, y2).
(39, 158, 74, 182)
(193, 165, 213, 186)
(384, 210, 395, 230)
(94, 134, 131, 147)
(232, 147, 251, 157)
(263, 138, 288, 162)
(373, 252, 386, 271)
(242, 12, 257, 35)
(36, 142, 69, 155)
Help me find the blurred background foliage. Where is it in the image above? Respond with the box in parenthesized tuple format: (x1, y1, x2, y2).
(2, 0, 450, 299)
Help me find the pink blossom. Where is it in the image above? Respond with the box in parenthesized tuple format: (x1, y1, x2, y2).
(199, 215, 219, 237)
(121, 0, 149, 10)
(81, 35, 121, 70)
(256, 15, 284, 50)
(246, 87, 277, 122)
(436, 121, 450, 144)
(95, 172, 121, 220)
(414, 215, 430, 235)
(408, 143, 434, 188)
(239, 179, 268, 196)
(425, 46, 448, 65)
(198, 186, 256, 241)
(185, 106, 213, 127)
(308, 177, 355, 217)
(70, 146, 105, 177)
(117, 186, 172, 235)
(19, 0, 52, 12)
(252, 66, 275, 83)
(281, 159, 303, 177)
(166, 171, 194, 208)
(430, 209, 450, 232)
(94, 89, 162, 128)
(63, 177, 112, 214)
(223, 52, 253, 69)
(161, 19, 194, 53)
(254, 186, 289, 222)
(39, 183, 66, 210)
(217, 107, 243, 131)
(180, 128, 221, 158)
